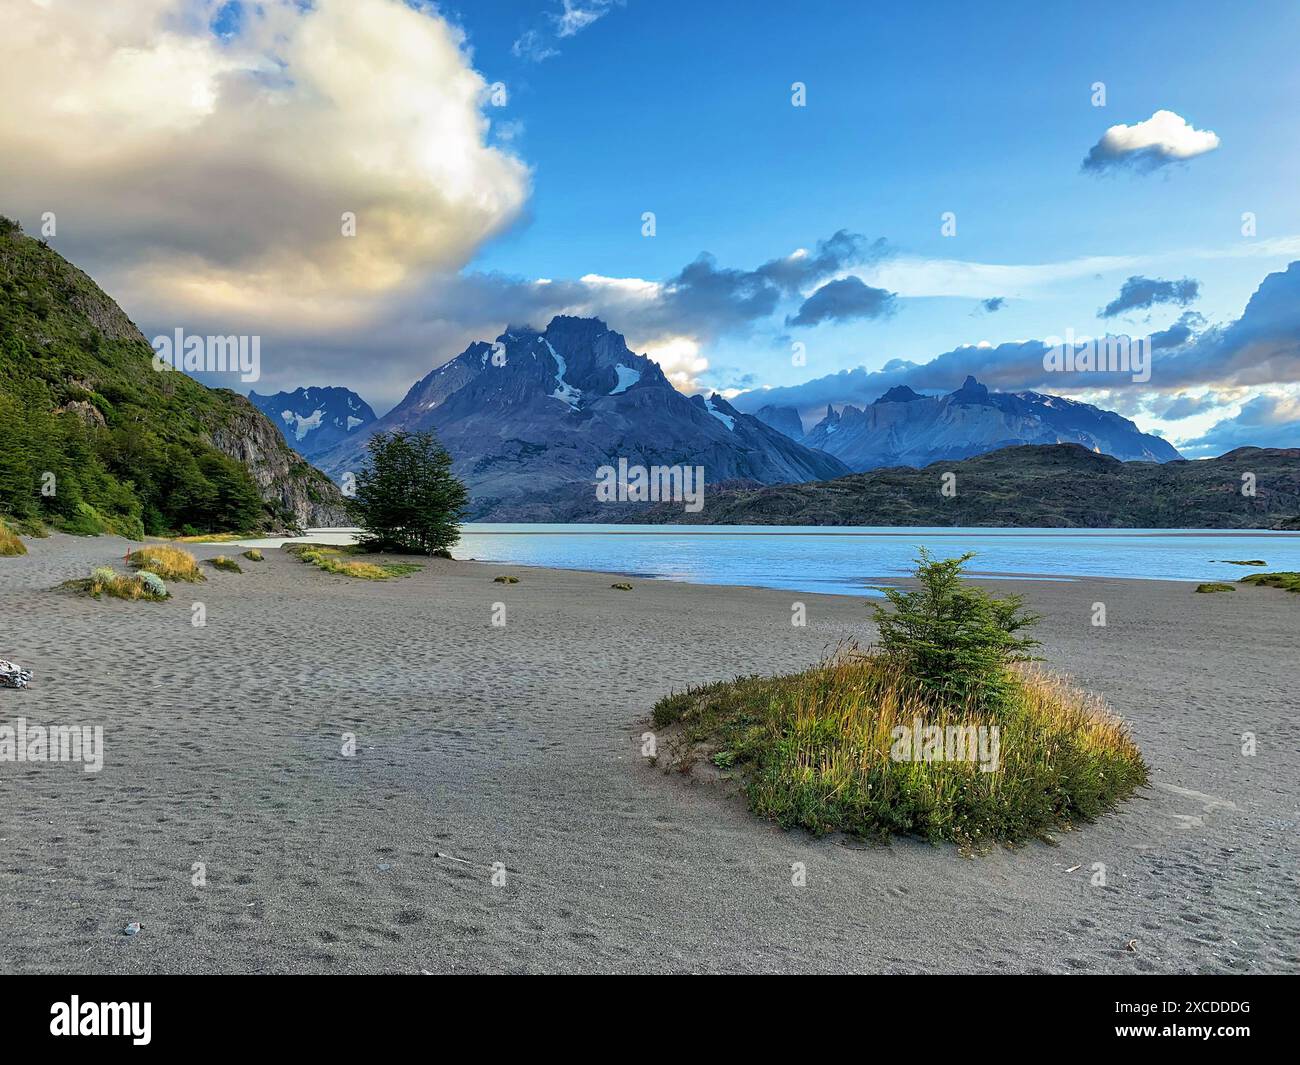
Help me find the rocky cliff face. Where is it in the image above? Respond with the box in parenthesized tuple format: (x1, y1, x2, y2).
(205, 394, 348, 529)
(316, 316, 851, 520)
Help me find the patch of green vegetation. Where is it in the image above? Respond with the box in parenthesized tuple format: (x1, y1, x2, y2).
(650, 553, 1147, 846)
(1195, 583, 1236, 593)
(610, 582, 633, 590)
(241, 549, 264, 561)
(285, 543, 421, 580)
(0, 220, 276, 536)
(209, 555, 243, 573)
(1240, 571, 1300, 593)
(493, 574, 520, 583)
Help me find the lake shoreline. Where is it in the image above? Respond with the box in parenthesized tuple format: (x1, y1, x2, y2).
(1, 532, 1297, 973)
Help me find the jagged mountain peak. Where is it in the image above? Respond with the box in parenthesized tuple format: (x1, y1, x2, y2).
(247, 385, 377, 460)
(314, 315, 850, 518)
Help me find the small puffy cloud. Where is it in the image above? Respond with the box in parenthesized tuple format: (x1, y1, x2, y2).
(1179, 393, 1300, 457)
(1082, 110, 1220, 173)
(787, 276, 897, 327)
(1100, 276, 1200, 318)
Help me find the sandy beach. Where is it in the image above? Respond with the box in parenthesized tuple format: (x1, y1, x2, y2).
(1, 532, 1296, 974)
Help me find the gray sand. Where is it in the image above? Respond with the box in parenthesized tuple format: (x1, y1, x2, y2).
(1, 533, 1296, 973)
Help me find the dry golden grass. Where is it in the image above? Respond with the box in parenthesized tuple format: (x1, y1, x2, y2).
(127, 545, 205, 582)
(285, 544, 420, 580)
(0, 518, 25, 557)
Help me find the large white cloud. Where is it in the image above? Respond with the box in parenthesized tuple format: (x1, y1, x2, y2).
(0, 0, 530, 327)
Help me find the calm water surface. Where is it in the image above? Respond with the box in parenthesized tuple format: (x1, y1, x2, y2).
(233, 525, 1300, 597)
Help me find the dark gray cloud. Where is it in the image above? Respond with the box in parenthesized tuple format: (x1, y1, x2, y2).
(1179, 394, 1300, 457)
(787, 276, 896, 327)
(1150, 393, 1222, 420)
(731, 260, 1300, 425)
(1100, 276, 1199, 318)
(172, 230, 890, 411)
(1149, 310, 1204, 350)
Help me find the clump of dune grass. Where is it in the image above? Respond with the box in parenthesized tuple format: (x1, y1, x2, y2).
(285, 543, 420, 580)
(611, 582, 633, 590)
(1240, 571, 1300, 593)
(242, 549, 264, 562)
(0, 517, 26, 556)
(654, 652, 1148, 846)
(651, 550, 1147, 846)
(1196, 582, 1235, 593)
(65, 565, 169, 601)
(493, 574, 520, 584)
(209, 555, 242, 573)
(127, 545, 204, 582)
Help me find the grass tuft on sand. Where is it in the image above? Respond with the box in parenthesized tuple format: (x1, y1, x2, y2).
(1196, 582, 1236, 593)
(242, 549, 264, 562)
(493, 574, 520, 584)
(285, 543, 420, 580)
(0, 517, 26, 556)
(65, 566, 168, 601)
(127, 545, 204, 582)
(611, 582, 633, 590)
(1240, 571, 1300, 593)
(653, 653, 1148, 846)
(209, 555, 242, 573)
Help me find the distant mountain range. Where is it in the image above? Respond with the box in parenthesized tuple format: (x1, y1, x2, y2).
(248, 386, 376, 460)
(754, 376, 1180, 471)
(313, 316, 850, 520)
(627, 444, 1300, 528)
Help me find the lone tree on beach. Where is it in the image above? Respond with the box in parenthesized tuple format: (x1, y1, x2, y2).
(347, 430, 468, 555)
(872, 549, 1040, 712)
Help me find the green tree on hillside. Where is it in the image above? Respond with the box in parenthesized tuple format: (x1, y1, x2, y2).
(347, 430, 468, 554)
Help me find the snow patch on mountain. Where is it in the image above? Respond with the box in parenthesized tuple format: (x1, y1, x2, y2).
(281, 408, 325, 441)
(705, 396, 735, 431)
(543, 338, 582, 408)
(610, 364, 641, 394)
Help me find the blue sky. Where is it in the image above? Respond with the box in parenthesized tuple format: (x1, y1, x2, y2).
(439, 0, 1300, 449)
(6, 0, 1299, 453)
